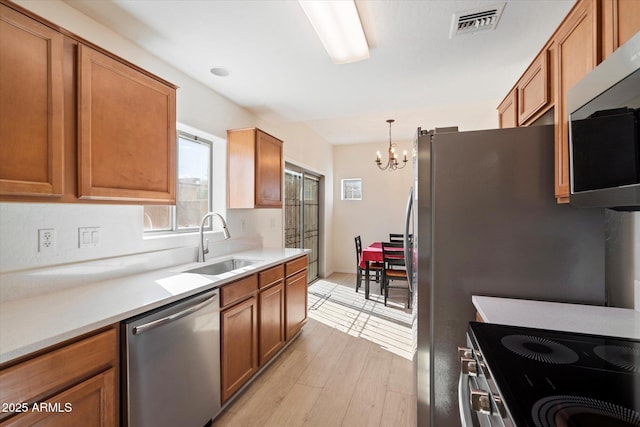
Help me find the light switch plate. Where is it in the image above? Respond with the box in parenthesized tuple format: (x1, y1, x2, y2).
(79, 227, 100, 248)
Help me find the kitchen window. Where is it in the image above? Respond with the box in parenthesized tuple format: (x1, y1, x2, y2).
(144, 130, 213, 232)
(341, 178, 362, 201)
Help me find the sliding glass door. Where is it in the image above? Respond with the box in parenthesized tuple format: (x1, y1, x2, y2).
(285, 166, 321, 282)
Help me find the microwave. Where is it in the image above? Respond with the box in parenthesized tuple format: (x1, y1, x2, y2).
(568, 31, 640, 211)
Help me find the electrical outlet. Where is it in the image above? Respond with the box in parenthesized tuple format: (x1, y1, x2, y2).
(38, 229, 55, 252)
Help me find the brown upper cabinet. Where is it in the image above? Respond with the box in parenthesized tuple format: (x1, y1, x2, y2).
(553, 0, 600, 203)
(497, 0, 640, 204)
(0, 3, 64, 198)
(602, 0, 640, 58)
(77, 45, 176, 203)
(0, 1, 177, 204)
(227, 128, 284, 209)
(497, 89, 518, 128)
(498, 47, 553, 129)
(517, 49, 552, 125)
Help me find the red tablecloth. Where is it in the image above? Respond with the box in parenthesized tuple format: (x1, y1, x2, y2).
(359, 242, 403, 269)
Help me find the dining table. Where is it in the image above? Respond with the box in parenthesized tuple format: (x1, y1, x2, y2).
(359, 242, 404, 299)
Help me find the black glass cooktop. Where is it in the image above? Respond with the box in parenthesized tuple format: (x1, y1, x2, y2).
(468, 322, 640, 427)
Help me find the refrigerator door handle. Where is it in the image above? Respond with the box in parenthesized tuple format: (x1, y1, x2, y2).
(404, 186, 413, 292)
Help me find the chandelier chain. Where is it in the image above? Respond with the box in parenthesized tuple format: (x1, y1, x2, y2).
(375, 119, 408, 171)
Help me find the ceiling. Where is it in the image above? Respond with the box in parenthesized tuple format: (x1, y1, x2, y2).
(62, 0, 575, 145)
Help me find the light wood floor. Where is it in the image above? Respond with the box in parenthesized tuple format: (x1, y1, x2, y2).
(213, 273, 417, 427)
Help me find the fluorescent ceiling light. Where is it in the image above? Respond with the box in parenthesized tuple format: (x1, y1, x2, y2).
(299, 0, 370, 64)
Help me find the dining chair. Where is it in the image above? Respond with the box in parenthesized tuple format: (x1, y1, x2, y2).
(389, 233, 413, 244)
(389, 233, 404, 243)
(355, 236, 382, 293)
(381, 241, 412, 308)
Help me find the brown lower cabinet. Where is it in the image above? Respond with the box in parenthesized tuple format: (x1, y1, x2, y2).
(220, 255, 308, 404)
(258, 265, 285, 366)
(286, 269, 308, 341)
(220, 295, 259, 404)
(285, 255, 308, 340)
(0, 326, 119, 427)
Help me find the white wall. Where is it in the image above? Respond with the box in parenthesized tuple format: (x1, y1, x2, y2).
(332, 140, 413, 273)
(1, 0, 334, 278)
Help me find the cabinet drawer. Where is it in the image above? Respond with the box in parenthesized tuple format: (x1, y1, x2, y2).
(285, 255, 308, 277)
(259, 264, 284, 289)
(0, 327, 117, 413)
(220, 274, 258, 308)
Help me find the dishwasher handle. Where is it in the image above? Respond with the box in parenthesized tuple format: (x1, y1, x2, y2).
(133, 293, 218, 335)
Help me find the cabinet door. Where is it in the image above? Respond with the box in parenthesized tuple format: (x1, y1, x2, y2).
(0, 4, 64, 197)
(259, 281, 285, 366)
(77, 44, 176, 203)
(285, 270, 308, 341)
(553, 0, 599, 203)
(602, 0, 640, 58)
(220, 296, 258, 403)
(517, 50, 551, 125)
(255, 130, 283, 208)
(1, 369, 116, 427)
(497, 90, 517, 128)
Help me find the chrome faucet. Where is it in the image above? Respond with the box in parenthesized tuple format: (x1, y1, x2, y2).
(198, 212, 231, 262)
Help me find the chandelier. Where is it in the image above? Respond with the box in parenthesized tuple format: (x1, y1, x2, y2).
(375, 119, 407, 171)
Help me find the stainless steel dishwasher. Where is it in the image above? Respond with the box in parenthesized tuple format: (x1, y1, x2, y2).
(122, 289, 221, 427)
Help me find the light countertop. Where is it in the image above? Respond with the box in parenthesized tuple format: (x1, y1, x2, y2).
(472, 295, 640, 340)
(0, 248, 309, 365)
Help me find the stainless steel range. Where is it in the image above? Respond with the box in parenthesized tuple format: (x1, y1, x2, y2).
(459, 322, 640, 427)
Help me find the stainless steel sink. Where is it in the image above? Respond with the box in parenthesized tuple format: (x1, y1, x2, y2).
(186, 258, 261, 276)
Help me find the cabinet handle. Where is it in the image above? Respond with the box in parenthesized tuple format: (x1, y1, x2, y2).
(133, 294, 217, 335)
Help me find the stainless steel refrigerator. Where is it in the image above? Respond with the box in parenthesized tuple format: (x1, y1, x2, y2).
(407, 125, 606, 426)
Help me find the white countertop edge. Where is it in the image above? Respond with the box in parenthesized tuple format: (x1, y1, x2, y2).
(472, 295, 640, 340)
(0, 248, 310, 365)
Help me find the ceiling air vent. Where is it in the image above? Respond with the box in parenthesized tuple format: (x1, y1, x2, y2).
(450, 3, 505, 38)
